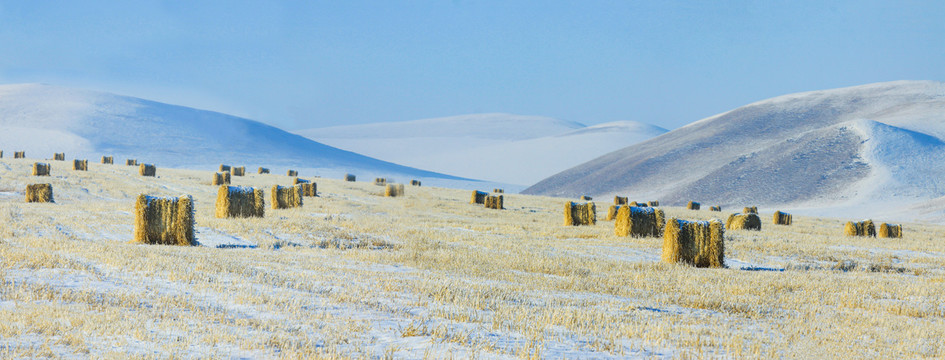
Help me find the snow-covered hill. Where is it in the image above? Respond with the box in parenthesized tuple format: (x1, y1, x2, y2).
(295, 114, 667, 185)
(0, 84, 478, 187)
(524, 81, 945, 223)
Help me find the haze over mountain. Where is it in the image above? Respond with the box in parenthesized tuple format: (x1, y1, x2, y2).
(295, 114, 667, 185)
(524, 81, 945, 222)
(0, 84, 475, 186)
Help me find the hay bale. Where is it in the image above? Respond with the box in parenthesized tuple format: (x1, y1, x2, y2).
(212, 172, 231, 186)
(215, 185, 265, 218)
(54, 153, 65, 161)
(564, 202, 596, 226)
(471, 190, 488, 204)
(687, 201, 700, 210)
(15, 151, 25, 159)
(287, 170, 298, 177)
(345, 174, 356, 182)
(725, 213, 761, 231)
(411, 179, 421, 186)
(384, 183, 405, 197)
(606, 205, 621, 221)
(614, 206, 665, 237)
(374, 177, 387, 186)
(258, 167, 270, 174)
(662, 218, 725, 268)
(628, 201, 648, 207)
(0, 150, 3, 158)
(493, 188, 504, 193)
(32, 162, 50, 176)
(648, 201, 659, 207)
(271, 185, 303, 209)
(126, 159, 137, 166)
(743, 206, 758, 214)
(25, 183, 53, 203)
(844, 220, 876, 237)
(101, 156, 113, 164)
(139, 164, 156, 177)
(220, 164, 231, 172)
(581, 195, 593, 201)
(709, 206, 721, 212)
(878, 223, 902, 238)
(484, 194, 503, 210)
(133, 194, 195, 246)
(773, 211, 792, 225)
(297, 180, 317, 197)
(232, 166, 246, 176)
(73, 159, 88, 171)
(614, 196, 628, 205)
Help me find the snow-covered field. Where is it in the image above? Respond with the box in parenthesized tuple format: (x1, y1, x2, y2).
(1, 157, 943, 358)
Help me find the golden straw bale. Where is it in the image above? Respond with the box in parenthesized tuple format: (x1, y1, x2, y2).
(258, 167, 270, 174)
(628, 201, 649, 207)
(471, 190, 487, 204)
(384, 183, 405, 197)
(212, 172, 231, 186)
(687, 201, 700, 210)
(298, 182, 317, 197)
(581, 195, 593, 201)
(844, 220, 876, 237)
(139, 164, 156, 177)
(606, 205, 621, 221)
(411, 180, 421, 186)
(662, 218, 725, 268)
(615, 206, 665, 237)
(710, 206, 721, 212)
(102, 156, 113, 164)
(564, 202, 596, 226)
(726, 213, 761, 231)
(15, 151, 26, 159)
(878, 223, 902, 238)
(773, 211, 792, 225)
(54, 153, 65, 161)
(215, 185, 264, 218)
(232, 166, 245, 176)
(614, 196, 628, 205)
(32, 162, 50, 176)
(345, 174, 356, 182)
(743, 206, 758, 214)
(126, 159, 137, 166)
(73, 159, 88, 171)
(133, 194, 195, 246)
(484, 195, 503, 210)
(287, 170, 298, 177)
(271, 185, 303, 209)
(493, 188, 504, 193)
(25, 183, 53, 203)
(220, 164, 231, 172)
(374, 177, 388, 186)
(648, 201, 659, 207)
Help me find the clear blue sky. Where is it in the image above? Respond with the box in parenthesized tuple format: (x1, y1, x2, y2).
(1, 1, 943, 130)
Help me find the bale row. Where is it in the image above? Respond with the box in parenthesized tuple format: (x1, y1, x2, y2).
(375, 177, 387, 185)
(15, 151, 26, 159)
(258, 167, 270, 174)
(844, 220, 876, 237)
(726, 213, 761, 231)
(32, 163, 50, 176)
(212, 172, 231, 186)
(133, 195, 194, 246)
(564, 202, 596, 226)
(773, 211, 792, 225)
(484, 195, 503, 210)
(687, 201, 700, 210)
(25, 183, 53, 203)
(345, 174, 356, 182)
(614, 196, 628, 205)
(54, 153, 65, 161)
(140, 164, 156, 177)
(493, 188, 504, 193)
(879, 223, 902, 238)
(215, 186, 265, 218)
(272, 185, 303, 209)
(102, 156, 114, 164)
(385, 183, 405, 197)
(662, 218, 725, 268)
(615, 206, 665, 237)
(73, 159, 88, 171)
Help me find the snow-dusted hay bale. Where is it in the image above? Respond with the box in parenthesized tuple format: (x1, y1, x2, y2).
(345, 174, 356, 182)
(471, 190, 488, 204)
(133, 194, 195, 246)
(215, 185, 265, 218)
(581, 195, 593, 201)
(232, 166, 246, 176)
(411, 180, 421, 186)
(878, 223, 902, 238)
(271, 185, 303, 209)
(374, 177, 387, 186)
(615, 206, 665, 237)
(743, 206, 758, 214)
(662, 218, 725, 268)
(219, 164, 231, 172)
(614, 196, 628, 205)
(212, 171, 231, 186)
(101, 156, 113, 164)
(258, 167, 270, 174)
(773, 211, 792, 225)
(844, 220, 876, 237)
(629, 201, 648, 207)
(726, 213, 761, 231)
(294, 179, 317, 197)
(484, 194, 503, 210)
(648, 201, 660, 207)
(73, 159, 88, 171)
(287, 170, 298, 177)
(32, 162, 50, 176)
(15, 151, 26, 159)
(25, 183, 53, 203)
(493, 188, 504, 193)
(564, 202, 596, 226)
(126, 159, 137, 166)
(606, 205, 621, 221)
(53, 153, 65, 161)
(710, 206, 721, 212)
(139, 164, 156, 177)
(384, 183, 405, 197)
(687, 201, 700, 210)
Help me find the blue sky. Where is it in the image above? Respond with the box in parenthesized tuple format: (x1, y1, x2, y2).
(1, 1, 943, 130)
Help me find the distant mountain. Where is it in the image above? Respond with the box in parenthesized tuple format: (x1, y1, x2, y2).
(523, 81, 945, 222)
(0, 84, 468, 184)
(295, 114, 667, 185)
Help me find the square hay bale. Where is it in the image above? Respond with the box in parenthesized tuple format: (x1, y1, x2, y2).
(384, 183, 405, 197)
(212, 172, 231, 186)
(0, 150, 3, 158)
(773, 211, 792, 225)
(615, 206, 665, 237)
(725, 213, 761, 231)
(139, 164, 156, 177)
(220, 164, 231, 172)
(133, 194, 195, 246)
(581, 195, 593, 201)
(345, 174, 356, 182)
(258, 167, 270, 174)
(271, 185, 303, 209)
(232, 166, 246, 176)
(287, 170, 298, 177)
(662, 218, 725, 268)
(411, 179, 421, 186)
(493, 188, 504, 193)
(215, 185, 265, 218)
(101, 156, 113, 164)
(298, 182, 317, 197)
(709, 205, 721, 212)
(879, 223, 902, 238)
(606, 205, 621, 221)
(844, 220, 876, 237)
(484, 194, 503, 210)
(54, 153, 65, 161)
(648, 200, 659, 207)
(686, 201, 700, 210)
(15, 151, 26, 159)
(614, 196, 628, 205)
(471, 190, 488, 204)
(628, 201, 648, 207)
(73, 159, 88, 171)
(743, 206, 758, 214)
(32, 162, 50, 176)
(25, 183, 54, 203)
(374, 177, 387, 186)
(564, 202, 596, 226)
(126, 159, 137, 166)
